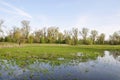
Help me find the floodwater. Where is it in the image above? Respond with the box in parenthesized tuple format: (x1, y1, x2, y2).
(0, 51, 120, 80)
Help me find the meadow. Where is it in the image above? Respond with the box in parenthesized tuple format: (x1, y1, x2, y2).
(0, 43, 120, 80)
(0, 43, 120, 61)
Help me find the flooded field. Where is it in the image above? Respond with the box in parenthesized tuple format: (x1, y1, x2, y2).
(0, 51, 120, 80)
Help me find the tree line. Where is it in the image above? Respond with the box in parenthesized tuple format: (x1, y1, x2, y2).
(0, 20, 120, 45)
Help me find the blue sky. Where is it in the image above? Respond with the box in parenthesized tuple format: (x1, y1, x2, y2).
(0, 0, 120, 39)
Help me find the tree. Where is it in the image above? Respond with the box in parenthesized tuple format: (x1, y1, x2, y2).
(28, 33, 34, 43)
(34, 27, 47, 43)
(12, 27, 22, 43)
(90, 30, 98, 44)
(97, 33, 105, 44)
(34, 30, 42, 43)
(63, 30, 72, 44)
(79, 28, 89, 44)
(21, 20, 30, 41)
(5, 30, 13, 42)
(47, 27, 59, 43)
(40, 27, 47, 43)
(109, 32, 120, 45)
(57, 32, 64, 44)
(72, 28, 78, 45)
(42, 27, 47, 43)
(0, 20, 4, 38)
(85, 38, 93, 45)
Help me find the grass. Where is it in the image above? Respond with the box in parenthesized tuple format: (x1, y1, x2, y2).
(0, 43, 120, 66)
(0, 43, 120, 79)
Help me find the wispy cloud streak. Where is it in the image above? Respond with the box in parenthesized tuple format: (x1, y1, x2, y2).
(0, 1, 32, 18)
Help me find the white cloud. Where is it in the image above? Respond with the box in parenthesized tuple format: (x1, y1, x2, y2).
(0, 1, 32, 19)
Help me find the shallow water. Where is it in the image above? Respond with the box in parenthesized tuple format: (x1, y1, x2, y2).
(0, 51, 120, 80)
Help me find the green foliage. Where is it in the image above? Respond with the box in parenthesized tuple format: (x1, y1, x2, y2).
(78, 39, 84, 44)
(109, 31, 120, 45)
(28, 35, 34, 43)
(78, 39, 92, 45)
(97, 33, 105, 44)
(83, 38, 93, 45)
(80, 28, 89, 41)
(40, 37, 45, 43)
(0, 37, 4, 42)
(4, 36, 12, 42)
(72, 28, 79, 45)
(90, 30, 98, 44)
(47, 27, 59, 43)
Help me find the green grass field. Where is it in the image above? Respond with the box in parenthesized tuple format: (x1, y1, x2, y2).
(0, 43, 120, 67)
(0, 43, 120, 60)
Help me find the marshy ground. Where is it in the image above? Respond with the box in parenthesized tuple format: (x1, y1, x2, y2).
(0, 43, 120, 80)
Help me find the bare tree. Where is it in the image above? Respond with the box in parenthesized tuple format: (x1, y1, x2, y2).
(21, 20, 30, 39)
(0, 20, 4, 37)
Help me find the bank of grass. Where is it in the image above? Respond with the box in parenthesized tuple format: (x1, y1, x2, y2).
(0, 42, 120, 49)
(0, 43, 120, 61)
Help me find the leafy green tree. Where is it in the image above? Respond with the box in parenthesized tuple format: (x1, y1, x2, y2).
(34, 27, 46, 43)
(79, 28, 89, 44)
(12, 27, 22, 43)
(4, 36, 12, 42)
(85, 38, 93, 45)
(57, 32, 64, 44)
(90, 30, 98, 44)
(63, 30, 72, 44)
(5, 30, 13, 42)
(47, 27, 59, 43)
(72, 28, 78, 45)
(109, 32, 120, 45)
(34, 30, 41, 43)
(28, 34, 34, 43)
(42, 27, 47, 43)
(97, 33, 105, 44)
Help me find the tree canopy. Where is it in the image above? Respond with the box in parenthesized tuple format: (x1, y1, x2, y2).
(0, 20, 120, 45)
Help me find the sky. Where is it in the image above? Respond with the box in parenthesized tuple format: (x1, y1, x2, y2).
(0, 0, 120, 39)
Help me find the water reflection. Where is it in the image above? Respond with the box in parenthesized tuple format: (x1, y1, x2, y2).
(109, 51, 120, 61)
(0, 51, 120, 80)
